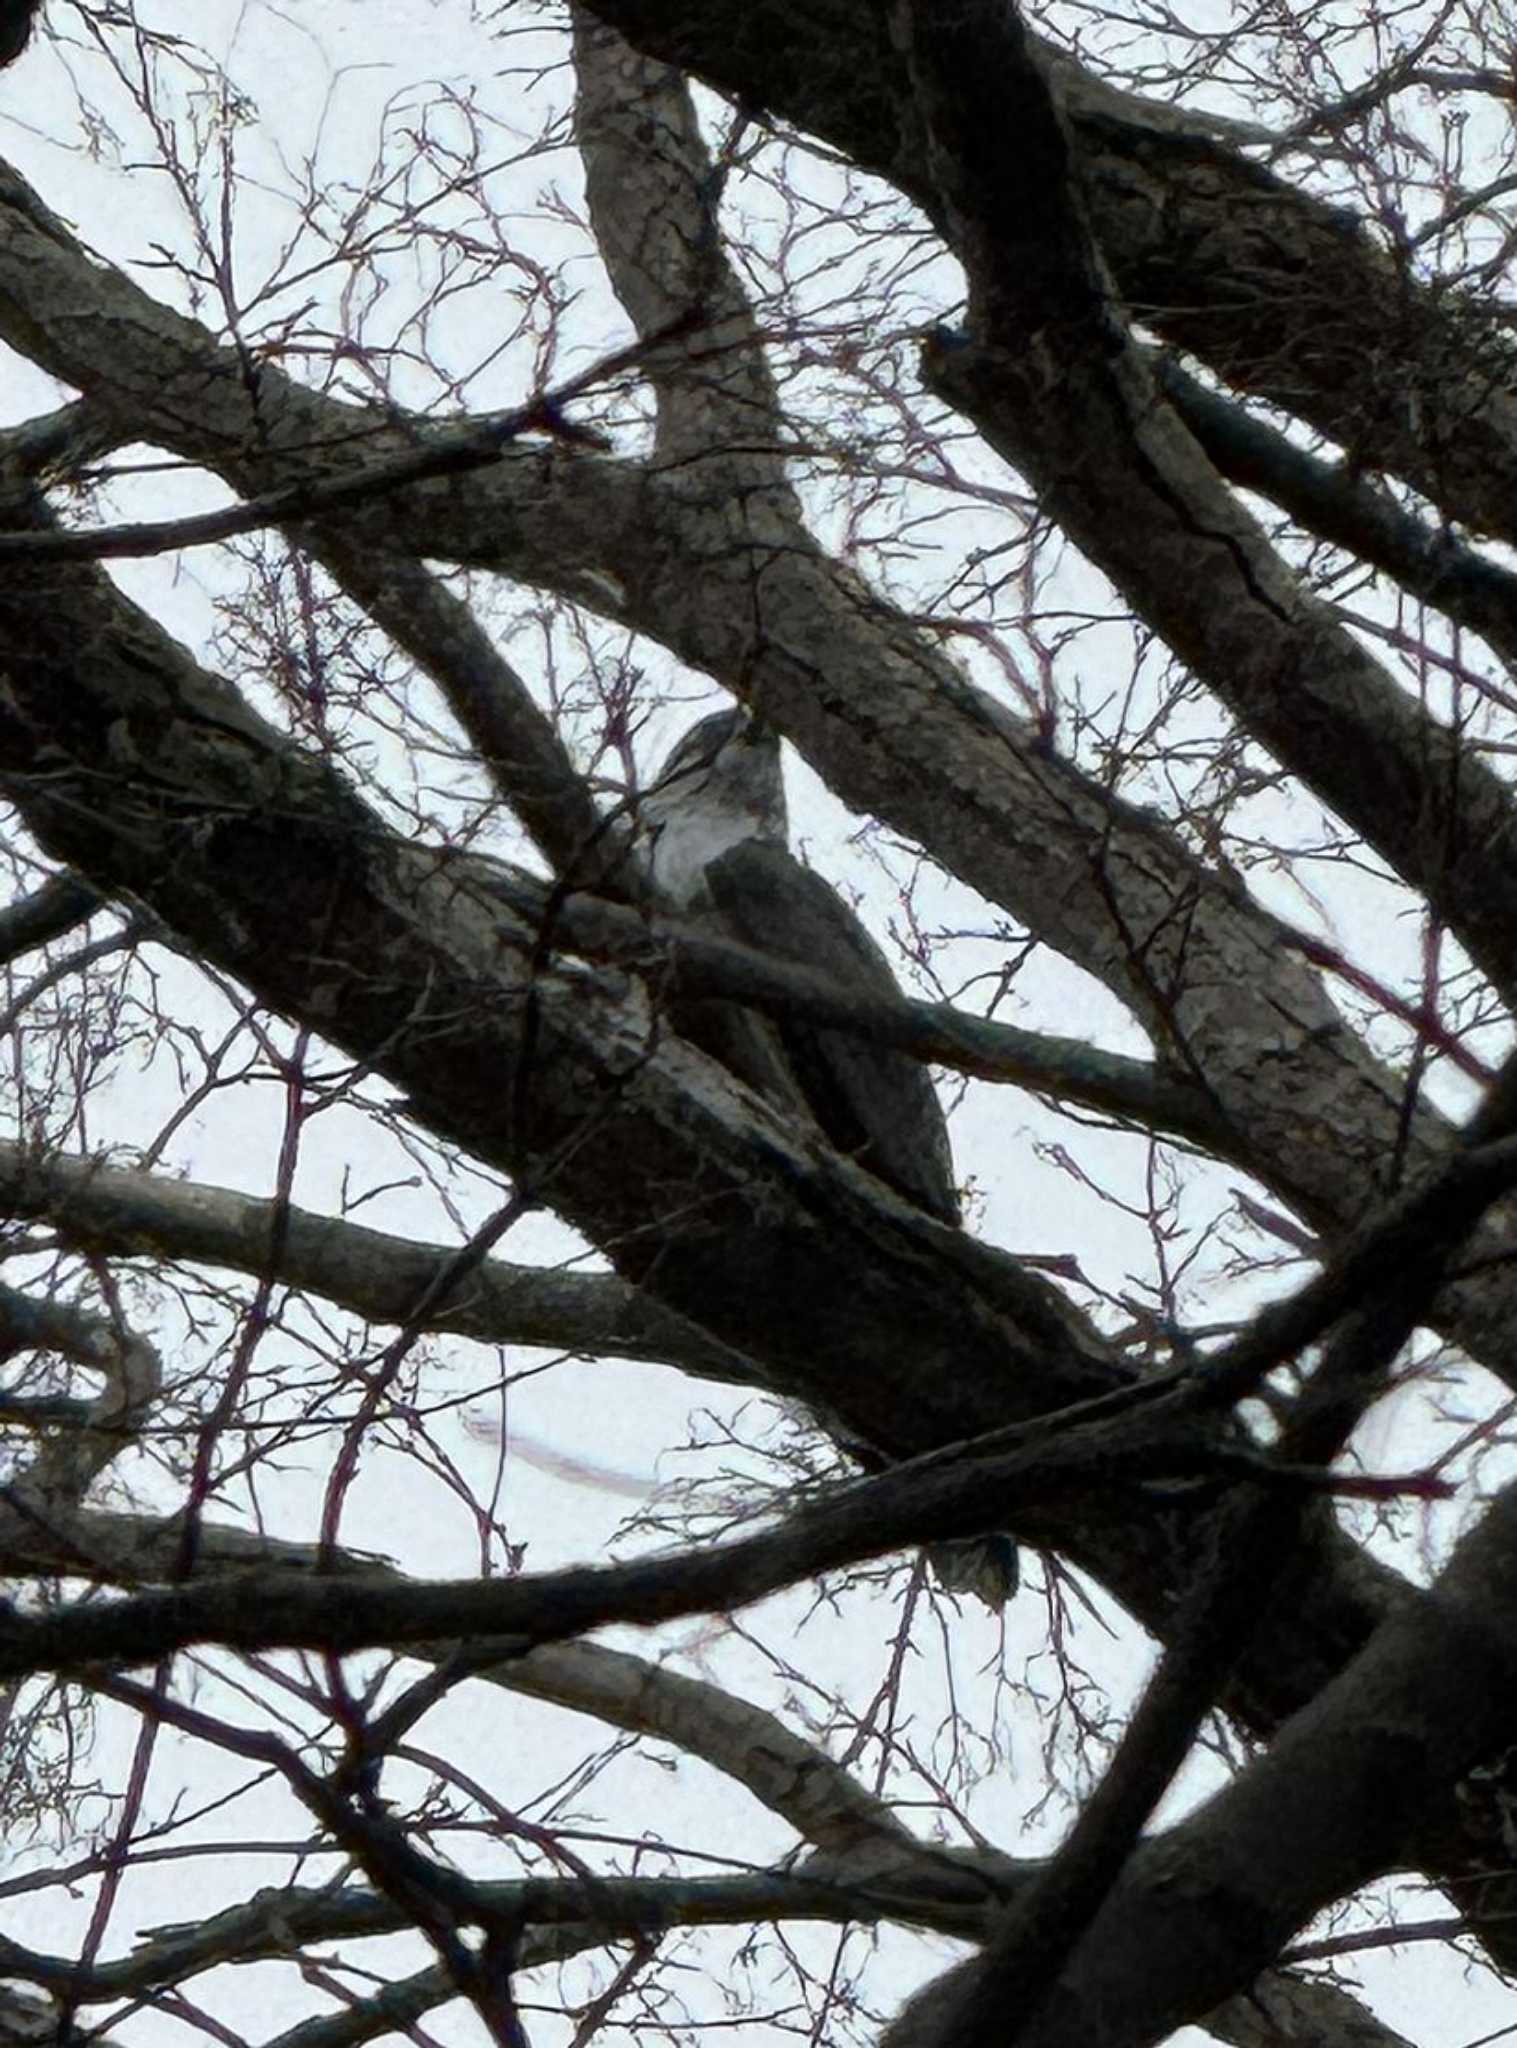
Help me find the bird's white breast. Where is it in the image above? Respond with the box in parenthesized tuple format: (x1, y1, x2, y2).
(646, 805, 762, 908)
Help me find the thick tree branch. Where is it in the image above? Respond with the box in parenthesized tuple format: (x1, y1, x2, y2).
(0, 1280, 161, 1513)
(0, 872, 102, 962)
(571, 11, 793, 481)
(923, 1058, 1517, 2032)
(1154, 354, 1517, 674)
(885, 1475, 1517, 2048)
(0, 1491, 948, 1886)
(575, 0, 1517, 552)
(0, 1140, 762, 1384)
(477, 868, 1230, 1146)
(901, 0, 1517, 1002)
(0, 1392, 1244, 1683)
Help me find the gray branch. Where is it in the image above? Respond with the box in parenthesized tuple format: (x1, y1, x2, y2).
(0, 1142, 759, 1386)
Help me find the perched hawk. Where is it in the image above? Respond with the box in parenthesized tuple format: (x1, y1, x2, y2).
(641, 708, 1019, 1607)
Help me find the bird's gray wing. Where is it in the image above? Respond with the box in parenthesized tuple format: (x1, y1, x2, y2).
(701, 840, 1018, 1607)
(702, 840, 959, 1226)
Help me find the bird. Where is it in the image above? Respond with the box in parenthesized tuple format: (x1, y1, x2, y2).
(639, 707, 1019, 1608)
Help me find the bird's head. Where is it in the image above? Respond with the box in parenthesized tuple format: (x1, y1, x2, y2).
(640, 708, 788, 906)
(651, 709, 783, 813)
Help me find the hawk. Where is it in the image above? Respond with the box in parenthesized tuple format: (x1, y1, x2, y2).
(640, 708, 1019, 1607)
